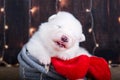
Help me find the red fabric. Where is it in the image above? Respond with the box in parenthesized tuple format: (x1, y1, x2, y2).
(52, 55, 90, 80)
(51, 55, 111, 80)
(87, 56, 111, 80)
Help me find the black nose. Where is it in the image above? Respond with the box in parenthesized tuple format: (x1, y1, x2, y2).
(61, 35, 68, 42)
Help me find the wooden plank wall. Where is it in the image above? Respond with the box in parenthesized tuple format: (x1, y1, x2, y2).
(0, 0, 120, 64)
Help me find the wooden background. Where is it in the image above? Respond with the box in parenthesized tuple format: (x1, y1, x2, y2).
(0, 0, 120, 64)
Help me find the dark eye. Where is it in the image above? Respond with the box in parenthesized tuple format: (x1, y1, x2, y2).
(57, 25, 62, 28)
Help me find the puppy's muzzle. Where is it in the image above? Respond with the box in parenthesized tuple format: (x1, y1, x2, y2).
(61, 35, 68, 42)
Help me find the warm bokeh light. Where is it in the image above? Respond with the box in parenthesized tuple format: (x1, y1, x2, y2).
(0, 57, 3, 61)
(88, 28, 92, 33)
(0, 7, 4, 12)
(59, 0, 62, 2)
(118, 17, 120, 23)
(29, 27, 36, 37)
(86, 9, 90, 12)
(96, 43, 99, 47)
(4, 44, 8, 49)
(108, 60, 112, 64)
(6, 64, 12, 67)
(4, 25, 8, 30)
(30, 6, 39, 15)
(59, 0, 68, 8)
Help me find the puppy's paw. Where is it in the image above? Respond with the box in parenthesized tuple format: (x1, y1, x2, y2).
(57, 54, 71, 60)
(38, 56, 51, 65)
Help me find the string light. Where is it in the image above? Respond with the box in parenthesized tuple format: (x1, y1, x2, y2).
(6, 64, 12, 67)
(118, 17, 120, 23)
(96, 43, 99, 47)
(86, 9, 90, 12)
(88, 0, 99, 54)
(0, 7, 4, 12)
(14, 63, 19, 66)
(59, 0, 67, 7)
(4, 44, 8, 49)
(108, 60, 112, 68)
(0, 0, 11, 67)
(28, 0, 32, 38)
(4, 25, 8, 30)
(108, 60, 112, 64)
(0, 57, 3, 61)
(30, 6, 39, 15)
(29, 27, 36, 37)
(56, 0, 68, 11)
(56, 0, 62, 11)
(88, 28, 92, 33)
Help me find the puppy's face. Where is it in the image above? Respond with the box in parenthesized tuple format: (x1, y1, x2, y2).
(51, 25, 75, 51)
(41, 24, 84, 52)
(40, 24, 76, 52)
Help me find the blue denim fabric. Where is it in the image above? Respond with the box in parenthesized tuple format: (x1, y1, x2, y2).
(19, 65, 61, 80)
(18, 47, 87, 80)
(18, 47, 66, 80)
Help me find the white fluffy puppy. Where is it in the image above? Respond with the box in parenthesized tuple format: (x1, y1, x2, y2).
(25, 11, 91, 65)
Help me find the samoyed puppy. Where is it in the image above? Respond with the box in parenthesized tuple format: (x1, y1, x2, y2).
(25, 11, 91, 65)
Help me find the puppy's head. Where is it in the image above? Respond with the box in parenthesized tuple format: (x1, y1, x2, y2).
(39, 11, 85, 52)
(48, 11, 85, 42)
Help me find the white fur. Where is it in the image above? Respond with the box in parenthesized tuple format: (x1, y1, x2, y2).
(24, 11, 91, 65)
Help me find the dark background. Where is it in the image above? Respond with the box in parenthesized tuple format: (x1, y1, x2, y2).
(0, 0, 120, 65)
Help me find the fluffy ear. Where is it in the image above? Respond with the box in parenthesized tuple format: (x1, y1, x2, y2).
(79, 34, 86, 42)
(48, 14, 57, 22)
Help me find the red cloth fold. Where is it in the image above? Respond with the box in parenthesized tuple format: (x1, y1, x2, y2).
(88, 56, 111, 80)
(51, 55, 111, 80)
(52, 55, 90, 80)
